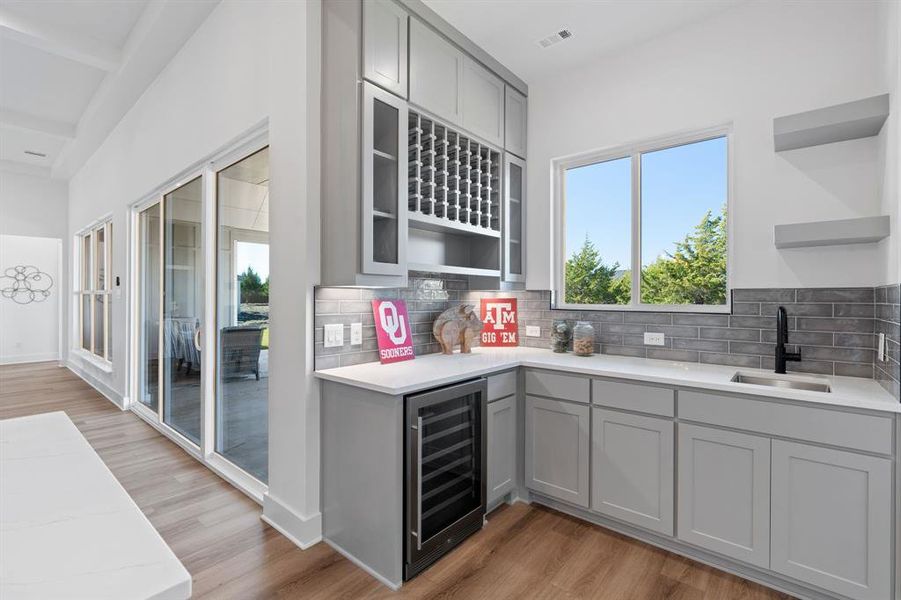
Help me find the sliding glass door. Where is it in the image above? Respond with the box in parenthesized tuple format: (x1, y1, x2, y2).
(138, 203, 161, 412)
(216, 148, 270, 483)
(131, 137, 270, 494)
(162, 177, 203, 445)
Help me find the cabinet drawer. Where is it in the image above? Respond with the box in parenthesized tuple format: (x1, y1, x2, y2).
(592, 380, 674, 417)
(679, 391, 893, 455)
(487, 371, 517, 402)
(525, 370, 589, 404)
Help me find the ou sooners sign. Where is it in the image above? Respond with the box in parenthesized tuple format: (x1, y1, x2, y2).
(480, 298, 518, 347)
(371, 299, 415, 364)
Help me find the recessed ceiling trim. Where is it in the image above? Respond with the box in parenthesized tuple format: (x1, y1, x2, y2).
(0, 7, 121, 72)
(0, 108, 76, 140)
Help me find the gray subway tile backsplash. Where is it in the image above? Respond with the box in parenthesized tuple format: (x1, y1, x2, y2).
(314, 276, 900, 401)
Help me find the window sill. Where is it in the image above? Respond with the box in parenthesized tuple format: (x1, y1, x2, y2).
(72, 349, 113, 373)
(553, 302, 732, 315)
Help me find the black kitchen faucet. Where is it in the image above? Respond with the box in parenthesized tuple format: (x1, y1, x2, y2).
(775, 306, 801, 374)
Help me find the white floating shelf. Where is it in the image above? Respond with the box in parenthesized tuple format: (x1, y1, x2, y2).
(408, 262, 500, 278)
(774, 215, 890, 249)
(773, 94, 889, 151)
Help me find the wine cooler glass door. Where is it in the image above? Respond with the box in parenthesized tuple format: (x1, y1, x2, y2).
(406, 378, 487, 575)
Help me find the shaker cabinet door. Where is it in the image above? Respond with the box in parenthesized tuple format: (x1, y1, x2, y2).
(461, 57, 504, 147)
(487, 395, 517, 505)
(409, 18, 463, 125)
(525, 395, 589, 508)
(591, 408, 673, 535)
(504, 86, 527, 158)
(363, 0, 408, 98)
(770, 440, 892, 600)
(677, 424, 771, 568)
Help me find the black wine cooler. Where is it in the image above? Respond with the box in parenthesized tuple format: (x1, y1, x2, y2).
(404, 378, 487, 580)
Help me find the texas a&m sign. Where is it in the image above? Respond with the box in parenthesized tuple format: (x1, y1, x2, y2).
(480, 298, 518, 347)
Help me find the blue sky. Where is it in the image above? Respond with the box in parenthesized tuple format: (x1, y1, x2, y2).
(236, 241, 269, 280)
(565, 136, 727, 268)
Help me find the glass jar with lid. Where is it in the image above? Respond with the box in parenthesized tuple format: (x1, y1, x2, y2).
(550, 320, 571, 353)
(573, 321, 595, 357)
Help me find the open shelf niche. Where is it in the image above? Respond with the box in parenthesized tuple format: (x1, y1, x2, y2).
(407, 109, 501, 279)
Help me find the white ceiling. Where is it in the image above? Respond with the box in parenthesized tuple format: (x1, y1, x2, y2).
(423, 0, 745, 84)
(0, 0, 219, 179)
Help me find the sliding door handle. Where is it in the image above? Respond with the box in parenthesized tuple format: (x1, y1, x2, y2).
(193, 328, 202, 352)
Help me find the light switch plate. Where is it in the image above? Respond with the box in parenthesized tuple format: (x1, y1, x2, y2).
(526, 325, 541, 337)
(324, 323, 344, 348)
(644, 332, 665, 346)
(350, 322, 363, 345)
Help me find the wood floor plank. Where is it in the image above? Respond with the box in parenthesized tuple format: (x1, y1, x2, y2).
(0, 362, 795, 599)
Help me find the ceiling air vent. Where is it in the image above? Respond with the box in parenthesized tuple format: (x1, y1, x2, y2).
(24, 150, 47, 158)
(537, 29, 573, 48)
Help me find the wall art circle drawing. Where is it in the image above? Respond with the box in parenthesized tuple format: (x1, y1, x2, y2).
(0, 265, 54, 305)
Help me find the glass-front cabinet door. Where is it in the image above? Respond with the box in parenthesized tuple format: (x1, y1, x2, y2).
(503, 154, 525, 282)
(362, 81, 407, 276)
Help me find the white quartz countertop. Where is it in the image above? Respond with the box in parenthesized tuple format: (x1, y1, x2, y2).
(315, 346, 901, 413)
(0, 411, 191, 600)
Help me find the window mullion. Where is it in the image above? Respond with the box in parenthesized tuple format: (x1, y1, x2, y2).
(630, 152, 641, 307)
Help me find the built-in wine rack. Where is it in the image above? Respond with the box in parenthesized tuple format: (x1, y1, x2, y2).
(408, 110, 501, 235)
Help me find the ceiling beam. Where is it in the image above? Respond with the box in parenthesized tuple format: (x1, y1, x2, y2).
(0, 109, 76, 140)
(0, 7, 121, 72)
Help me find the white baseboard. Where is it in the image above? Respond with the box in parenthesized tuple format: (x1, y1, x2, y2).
(0, 352, 59, 365)
(65, 360, 125, 410)
(261, 493, 322, 550)
(324, 538, 402, 591)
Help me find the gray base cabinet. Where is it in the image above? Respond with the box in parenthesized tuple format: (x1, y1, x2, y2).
(525, 395, 590, 508)
(487, 395, 516, 505)
(770, 440, 892, 600)
(677, 424, 771, 569)
(591, 408, 673, 535)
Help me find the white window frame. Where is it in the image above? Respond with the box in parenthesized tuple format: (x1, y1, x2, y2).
(74, 217, 114, 367)
(553, 124, 733, 313)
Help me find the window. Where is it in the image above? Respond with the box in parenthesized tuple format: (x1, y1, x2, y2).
(76, 220, 113, 361)
(557, 129, 729, 311)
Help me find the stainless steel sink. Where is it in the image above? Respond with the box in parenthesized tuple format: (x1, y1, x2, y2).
(730, 372, 831, 393)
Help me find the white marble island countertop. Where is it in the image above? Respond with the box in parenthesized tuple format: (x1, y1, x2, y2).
(315, 346, 901, 413)
(0, 411, 191, 600)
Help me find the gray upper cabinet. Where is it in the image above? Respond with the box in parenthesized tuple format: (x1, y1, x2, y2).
(770, 440, 892, 600)
(461, 57, 504, 147)
(677, 424, 771, 569)
(363, 0, 408, 98)
(591, 408, 673, 535)
(409, 18, 464, 126)
(504, 86, 527, 158)
(487, 394, 517, 506)
(525, 395, 590, 508)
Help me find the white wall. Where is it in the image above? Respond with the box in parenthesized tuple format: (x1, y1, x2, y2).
(527, 1, 889, 290)
(67, 0, 321, 546)
(877, 0, 900, 286)
(1, 170, 68, 363)
(0, 235, 61, 364)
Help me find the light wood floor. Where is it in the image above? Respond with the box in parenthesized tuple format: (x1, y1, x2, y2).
(0, 362, 793, 599)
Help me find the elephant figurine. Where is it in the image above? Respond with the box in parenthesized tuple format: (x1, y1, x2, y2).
(433, 304, 483, 354)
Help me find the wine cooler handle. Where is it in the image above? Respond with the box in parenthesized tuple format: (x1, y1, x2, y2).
(411, 415, 423, 551)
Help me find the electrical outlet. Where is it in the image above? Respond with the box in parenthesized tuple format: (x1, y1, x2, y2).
(878, 332, 886, 362)
(324, 323, 344, 348)
(526, 325, 541, 337)
(644, 332, 665, 346)
(350, 322, 363, 345)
